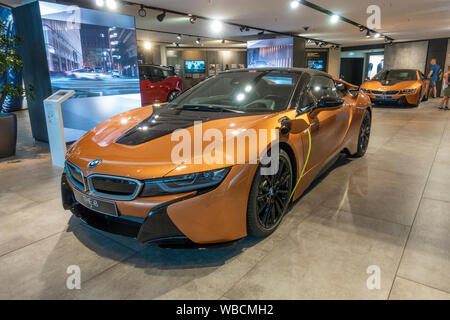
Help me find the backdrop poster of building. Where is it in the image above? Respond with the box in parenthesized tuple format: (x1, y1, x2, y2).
(247, 37, 293, 68)
(39, 1, 140, 98)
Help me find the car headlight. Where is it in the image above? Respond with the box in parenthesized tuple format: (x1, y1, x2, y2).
(361, 88, 370, 93)
(140, 167, 231, 197)
(400, 89, 416, 94)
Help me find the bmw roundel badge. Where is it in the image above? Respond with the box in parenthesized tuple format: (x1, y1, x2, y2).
(88, 159, 103, 169)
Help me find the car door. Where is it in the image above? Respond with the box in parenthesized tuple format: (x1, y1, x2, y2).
(303, 75, 350, 170)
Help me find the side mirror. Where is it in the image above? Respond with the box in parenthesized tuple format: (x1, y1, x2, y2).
(335, 82, 346, 92)
(317, 96, 344, 108)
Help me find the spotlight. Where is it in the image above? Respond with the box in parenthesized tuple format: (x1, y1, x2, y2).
(177, 34, 182, 40)
(290, 1, 300, 9)
(172, 42, 177, 46)
(303, 26, 310, 31)
(138, 5, 146, 17)
(240, 26, 246, 32)
(314, 40, 320, 46)
(365, 30, 371, 38)
(374, 32, 381, 38)
(258, 30, 265, 35)
(106, 0, 117, 10)
(96, 0, 104, 7)
(176, 43, 180, 47)
(189, 16, 197, 24)
(306, 39, 312, 44)
(330, 14, 340, 24)
(195, 38, 201, 44)
(245, 27, 250, 32)
(144, 41, 151, 50)
(157, 10, 166, 22)
(221, 39, 226, 44)
(359, 26, 365, 32)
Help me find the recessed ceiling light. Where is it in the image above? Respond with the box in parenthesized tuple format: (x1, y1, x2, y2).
(330, 15, 339, 24)
(211, 20, 223, 33)
(290, 1, 300, 9)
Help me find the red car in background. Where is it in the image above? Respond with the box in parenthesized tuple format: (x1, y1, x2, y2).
(139, 65, 183, 105)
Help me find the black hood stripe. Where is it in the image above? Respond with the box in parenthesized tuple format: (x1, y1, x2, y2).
(116, 107, 255, 146)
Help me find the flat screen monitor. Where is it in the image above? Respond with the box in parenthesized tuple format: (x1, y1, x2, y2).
(39, 1, 140, 99)
(308, 59, 325, 71)
(185, 60, 206, 73)
(247, 38, 293, 68)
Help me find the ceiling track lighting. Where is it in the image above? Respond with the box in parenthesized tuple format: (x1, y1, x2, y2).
(189, 16, 197, 24)
(359, 26, 365, 32)
(239, 26, 245, 32)
(195, 38, 201, 44)
(365, 29, 371, 38)
(157, 10, 166, 22)
(138, 4, 146, 17)
(221, 39, 226, 44)
(177, 34, 182, 40)
(373, 32, 381, 39)
(258, 30, 265, 35)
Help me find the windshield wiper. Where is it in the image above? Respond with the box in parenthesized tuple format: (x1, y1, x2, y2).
(178, 104, 243, 113)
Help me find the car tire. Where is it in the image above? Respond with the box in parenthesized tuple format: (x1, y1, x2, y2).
(247, 149, 293, 237)
(353, 110, 371, 158)
(167, 91, 179, 102)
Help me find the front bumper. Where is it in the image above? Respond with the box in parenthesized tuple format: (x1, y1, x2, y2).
(61, 168, 249, 248)
(366, 92, 418, 105)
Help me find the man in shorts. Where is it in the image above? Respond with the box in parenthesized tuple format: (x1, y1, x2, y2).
(439, 66, 450, 110)
(428, 58, 440, 99)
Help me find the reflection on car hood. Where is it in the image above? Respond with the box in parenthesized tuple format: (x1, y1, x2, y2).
(65, 105, 277, 179)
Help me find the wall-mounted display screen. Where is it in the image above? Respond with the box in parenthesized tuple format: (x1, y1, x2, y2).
(39, 1, 140, 98)
(247, 38, 293, 68)
(185, 60, 206, 73)
(308, 59, 325, 71)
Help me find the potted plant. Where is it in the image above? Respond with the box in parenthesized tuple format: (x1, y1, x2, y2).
(0, 17, 33, 158)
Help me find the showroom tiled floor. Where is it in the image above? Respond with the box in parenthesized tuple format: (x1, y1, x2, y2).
(0, 99, 449, 300)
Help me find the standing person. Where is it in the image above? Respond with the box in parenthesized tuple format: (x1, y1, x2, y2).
(428, 58, 441, 98)
(439, 66, 450, 110)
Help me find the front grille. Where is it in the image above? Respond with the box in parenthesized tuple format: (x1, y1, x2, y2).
(66, 162, 85, 190)
(87, 175, 143, 200)
(371, 90, 400, 95)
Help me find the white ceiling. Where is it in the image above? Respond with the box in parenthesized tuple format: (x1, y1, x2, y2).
(3, 0, 450, 47)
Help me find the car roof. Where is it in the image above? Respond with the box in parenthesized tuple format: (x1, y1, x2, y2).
(225, 67, 331, 77)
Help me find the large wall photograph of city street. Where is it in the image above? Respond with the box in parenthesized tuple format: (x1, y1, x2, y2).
(40, 2, 140, 98)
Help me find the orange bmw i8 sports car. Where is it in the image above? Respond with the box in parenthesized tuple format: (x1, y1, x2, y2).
(62, 68, 372, 247)
(360, 69, 429, 107)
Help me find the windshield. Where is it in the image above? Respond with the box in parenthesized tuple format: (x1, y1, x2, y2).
(373, 70, 417, 81)
(168, 71, 300, 113)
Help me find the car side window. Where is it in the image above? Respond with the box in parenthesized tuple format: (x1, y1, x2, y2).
(308, 76, 338, 99)
(139, 66, 151, 81)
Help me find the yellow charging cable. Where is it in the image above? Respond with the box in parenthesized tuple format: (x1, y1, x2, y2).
(289, 128, 312, 202)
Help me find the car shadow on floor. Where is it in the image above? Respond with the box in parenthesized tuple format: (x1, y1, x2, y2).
(67, 215, 264, 270)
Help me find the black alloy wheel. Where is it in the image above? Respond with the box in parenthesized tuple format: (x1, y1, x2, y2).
(247, 150, 293, 237)
(354, 110, 371, 158)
